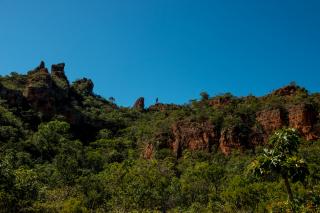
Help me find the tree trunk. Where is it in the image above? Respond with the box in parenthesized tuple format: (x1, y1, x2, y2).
(282, 174, 295, 212)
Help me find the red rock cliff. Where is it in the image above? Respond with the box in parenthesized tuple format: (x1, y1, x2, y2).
(170, 121, 219, 157)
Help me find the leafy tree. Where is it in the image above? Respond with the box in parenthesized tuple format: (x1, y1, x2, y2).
(249, 128, 309, 207)
(31, 121, 70, 161)
(200, 91, 209, 101)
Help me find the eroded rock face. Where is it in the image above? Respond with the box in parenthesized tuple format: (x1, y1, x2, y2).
(171, 121, 218, 157)
(133, 97, 145, 111)
(219, 126, 248, 155)
(51, 63, 69, 88)
(288, 104, 318, 140)
(23, 62, 55, 116)
(51, 63, 70, 103)
(256, 108, 287, 142)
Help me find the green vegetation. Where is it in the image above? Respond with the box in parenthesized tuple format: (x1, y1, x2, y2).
(0, 70, 319, 212)
(249, 128, 310, 212)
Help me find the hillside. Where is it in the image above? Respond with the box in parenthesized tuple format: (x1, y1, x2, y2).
(0, 62, 319, 212)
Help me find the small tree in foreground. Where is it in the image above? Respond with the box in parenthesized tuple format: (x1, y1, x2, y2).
(248, 128, 309, 210)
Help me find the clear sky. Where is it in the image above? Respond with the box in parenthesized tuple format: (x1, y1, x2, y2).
(0, 0, 319, 106)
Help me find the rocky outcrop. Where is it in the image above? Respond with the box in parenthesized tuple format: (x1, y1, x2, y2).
(148, 103, 181, 112)
(271, 84, 307, 97)
(208, 96, 232, 108)
(256, 108, 287, 143)
(51, 63, 70, 103)
(71, 78, 94, 95)
(219, 126, 248, 155)
(51, 63, 67, 78)
(255, 105, 318, 143)
(170, 121, 219, 158)
(23, 62, 55, 117)
(51, 63, 69, 88)
(133, 97, 145, 111)
(288, 104, 318, 140)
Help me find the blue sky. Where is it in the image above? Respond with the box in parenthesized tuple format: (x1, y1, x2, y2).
(0, 0, 319, 106)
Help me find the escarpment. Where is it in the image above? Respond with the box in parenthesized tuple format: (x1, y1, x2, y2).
(0, 63, 319, 157)
(143, 86, 320, 157)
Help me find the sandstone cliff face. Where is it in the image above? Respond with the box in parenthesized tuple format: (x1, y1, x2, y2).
(23, 62, 55, 116)
(21, 62, 74, 118)
(219, 126, 248, 155)
(170, 121, 218, 158)
(256, 108, 287, 143)
(288, 104, 318, 140)
(153, 103, 319, 157)
(255, 105, 318, 143)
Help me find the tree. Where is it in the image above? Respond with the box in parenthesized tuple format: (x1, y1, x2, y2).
(31, 121, 70, 161)
(248, 128, 309, 209)
(200, 92, 209, 101)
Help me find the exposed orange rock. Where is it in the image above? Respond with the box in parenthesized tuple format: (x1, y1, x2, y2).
(271, 84, 305, 97)
(256, 108, 287, 142)
(133, 97, 145, 111)
(23, 62, 55, 117)
(219, 126, 248, 155)
(288, 104, 318, 140)
(170, 121, 218, 157)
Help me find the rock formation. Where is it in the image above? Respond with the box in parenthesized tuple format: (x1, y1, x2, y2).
(23, 62, 55, 117)
(1, 63, 319, 156)
(256, 108, 287, 143)
(51, 63, 69, 88)
(133, 97, 145, 111)
(208, 96, 232, 108)
(288, 104, 318, 140)
(170, 121, 219, 158)
(271, 84, 306, 97)
(71, 78, 94, 95)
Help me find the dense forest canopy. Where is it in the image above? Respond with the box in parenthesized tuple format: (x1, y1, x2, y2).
(0, 62, 319, 212)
